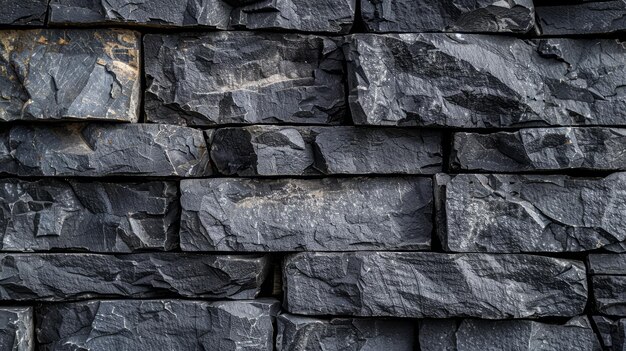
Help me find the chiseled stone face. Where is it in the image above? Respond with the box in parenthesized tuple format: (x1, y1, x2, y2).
(0, 0, 47, 25)
(144, 32, 346, 126)
(180, 177, 433, 252)
(283, 252, 588, 318)
(36, 299, 279, 351)
(589, 254, 626, 316)
(345, 34, 626, 127)
(0, 307, 32, 351)
(536, 1, 626, 35)
(0, 29, 140, 122)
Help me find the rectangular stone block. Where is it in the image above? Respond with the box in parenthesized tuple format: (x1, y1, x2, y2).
(144, 32, 345, 126)
(435, 173, 626, 253)
(209, 126, 442, 176)
(0, 253, 268, 301)
(451, 128, 626, 172)
(0, 307, 33, 351)
(180, 177, 432, 252)
(361, 0, 534, 33)
(0, 0, 47, 25)
(345, 34, 626, 127)
(0, 179, 178, 252)
(589, 254, 626, 316)
(0, 29, 140, 122)
(536, 1, 626, 35)
(276, 314, 415, 350)
(283, 252, 587, 318)
(37, 299, 278, 351)
(419, 317, 601, 351)
(49, 0, 355, 33)
(0, 123, 211, 177)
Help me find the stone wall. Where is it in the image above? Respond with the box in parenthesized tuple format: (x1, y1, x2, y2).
(0, 1, 624, 350)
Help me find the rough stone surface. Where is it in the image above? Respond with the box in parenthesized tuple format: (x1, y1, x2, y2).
(614, 319, 626, 351)
(209, 126, 442, 176)
(419, 316, 601, 350)
(0, 123, 211, 177)
(144, 32, 345, 126)
(0, 307, 32, 351)
(276, 313, 414, 351)
(0, 253, 268, 301)
(536, 1, 626, 35)
(592, 315, 615, 349)
(451, 128, 626, 172)
(0, 0, 47, 25)
(345, 34, 626, 127)
(283, 252, 587, 318)
(0, 29, 140, 122)
(589, 254, 626, 316)
(37, 299, 279, 351)
(0, 179, 179, 252)
(435, 173, 626, 253)
(361, 0, 535, 33)
(180, 177, 432, 252)
(49, 0, 355, 33)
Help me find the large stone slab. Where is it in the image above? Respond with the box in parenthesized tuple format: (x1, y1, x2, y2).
(0, 123, 211, 177)
(276, 314, 415, 350)
(0, 179, 178, 252)
(536, 1, 626, 35)
(451, 128, 626, 172)
(180, 177, 432, 251)
(589, 254, 626, 316)
(361, 0, 534, 33)
(0, 307, 32, 351)
(0, 253, 268, 301)
(37, 299, 279, 351)
(209, 126, 442, 176)
(419, 317, 601, 351)
(345, 34, 626, 127)
(49, 0, 355, 33)
(435, 173, 626, 253)
(144, 32, 345, 126)
(0, 29, 140, 122)
(0, 0, 47, 25)
(283, 252, 587, 318)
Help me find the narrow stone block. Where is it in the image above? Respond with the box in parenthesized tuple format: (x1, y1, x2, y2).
(589, 254, 626, 316)
(0, 307, 32, 351)
(536, 1, 626, 35)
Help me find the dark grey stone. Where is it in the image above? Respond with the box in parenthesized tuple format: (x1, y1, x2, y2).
(0, 307, 32, 351)
(419, 317, 601, 351)
(345, 34, 626, 127)
(592, 315, 615, 349)
(361, 0, 534, 33)
(0, 253, 268, 301)
(451, 128, 626, 172)
(435, 173, 626, 253)
(180, 177, 432, 252)
(0, 179, 179, 252)
(37, 299, 279, 351)
(49, 0, 355, 33)
(537, 1, 626, 35)
(210, 126, 442, 176)
(0, 123, 211, 177)
(614, 319, 626, 351)
(276, 314, 414, 351)
(144, 32, 345, 126)
(283, 252, 587, 318)
(0, 0, 47, 25)
(588, 254, 626, 316)
(0, 29, 140, 122)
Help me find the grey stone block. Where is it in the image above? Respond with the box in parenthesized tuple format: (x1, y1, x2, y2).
(589, 254, 626, 316)
(536, 1, 626, 35)
(0, 0, 47, 25)
(0, 307, 32, 351)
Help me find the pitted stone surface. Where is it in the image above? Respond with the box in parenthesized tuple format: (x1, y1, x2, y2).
(0, 29, 140, 122)
(0, 307, 32, 351)
(536, 1, 626, 35)
(0, 0, 47, 25)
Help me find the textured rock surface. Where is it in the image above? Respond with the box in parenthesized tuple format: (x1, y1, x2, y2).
(0, 29, 140, 122)
(536, 1, 626, 35)
(361, 0, 534, 33)
(589, 254, 626, 316)
(614, 319, 626, 350)
(0, 179, 178, 252)
(180, 177, 432, 251)
(0, 0, 47, 25)
(283, 252, 587, 318)
(210, 126, 442, 176)
(37, 299, 279, 351)
(49, 0, 355, 33)
(419, 316, 601, 350)
(345, 34, 626, 127)
(0, 253, 268, 301)
(592, 315, 615, 349)
(0, 307, 32, 351)
(0, 123, 211, 177)
(144, 32, 345, 126)
(451, 128, 626, 172)
(435, 173, 626, 253)
(276, 313, 414, 351)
